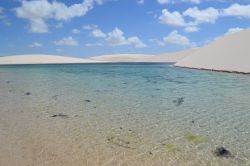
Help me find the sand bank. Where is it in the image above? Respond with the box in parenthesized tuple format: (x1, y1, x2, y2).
(175, 29, 250, 74)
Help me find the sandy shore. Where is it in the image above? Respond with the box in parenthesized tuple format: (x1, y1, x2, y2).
(0, 54, 100, 65)
(175, 29, 250, 74)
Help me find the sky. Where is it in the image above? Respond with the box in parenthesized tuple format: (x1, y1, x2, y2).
(0, 0, 250, 58)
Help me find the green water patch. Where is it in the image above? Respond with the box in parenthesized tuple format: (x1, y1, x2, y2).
(184, 132, 208, 144)
(165, 143, 177, 151)
(246, 160, 250, 166)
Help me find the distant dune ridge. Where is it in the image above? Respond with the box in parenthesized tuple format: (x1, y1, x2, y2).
(0, 54, 99, 64)
(0, 29, 250, 73)
(89, 49, 199, 63)
(175, 29, 250, 74)
(89, 54, 154, 62)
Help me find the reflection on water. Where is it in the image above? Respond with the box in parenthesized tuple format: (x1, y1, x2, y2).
(0, 63, 250, 165)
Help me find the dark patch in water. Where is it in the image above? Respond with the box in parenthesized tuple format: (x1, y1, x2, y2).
(214, 147, 233, 158)
(51, 113, 68, 118)
(84, 99, 91, 103)
(144, 75, 185, 84)
(25, 92, 31, 96)
(52, 95, 59, 100)
(173, 97, 185, 106)
(95, 89, 112, 93)
(6, 81, 12, 84)
(165, 78, 185, 84)
(107, 136, 133, 149)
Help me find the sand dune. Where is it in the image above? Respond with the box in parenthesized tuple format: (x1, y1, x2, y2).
(143, 49, 198, 63)
(89, 54, 154, 62)
(175, 29, 250, 73)
(0, 54, 99, 65)
(90, 49, 198, 63)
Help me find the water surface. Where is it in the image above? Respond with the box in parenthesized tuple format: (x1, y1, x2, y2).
(0, 63, 250, 166)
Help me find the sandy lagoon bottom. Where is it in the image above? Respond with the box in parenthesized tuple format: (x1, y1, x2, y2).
(0, 63, 250, 166)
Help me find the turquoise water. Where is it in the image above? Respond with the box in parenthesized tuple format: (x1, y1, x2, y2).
(0, 63, 250, 165)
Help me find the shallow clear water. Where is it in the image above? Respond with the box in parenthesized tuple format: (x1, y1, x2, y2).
(0, 63, 250, 165)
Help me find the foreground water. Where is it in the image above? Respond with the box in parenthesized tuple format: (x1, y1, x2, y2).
(0, 63, 250, 166)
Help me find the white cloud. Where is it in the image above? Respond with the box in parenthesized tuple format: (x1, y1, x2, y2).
(159, 6, 220, 32)
(157, 0, 200, 4)
(29, 42, 43, 48)
(83, 24, 98, 30)
(137, 0, 144, 4)
(29, 19, 48, 33)
(106, 28, 146, 47)
(54, 36, 78, 46)
(149, 31, 195, 47)
(0, 7, 3, 15)
(105, 28, 128, 46)
(159, 9, 186, 27)
(159, 3, 250, 33)
(0, 7, 5, 19)
(223, 3, 250, 19)
(183, 7, 220, 25)
(72, 28, 80, 34)
(182, 0, 200, 4)
(157, 0, 170, 4)
(85, 43, 103, 47)
(15, 0, 103, 33)
(128, 37, 147, 48)
(149, 38, 165, 46)
(91, 29, 107, 38)
(184, 26, 199, 32)
(163, 30, 195, 47)
(224, 27, 244, 36)
(89, 27, 146, 48)
(56, 48, 64, 52)
(55, 22, 63, 28)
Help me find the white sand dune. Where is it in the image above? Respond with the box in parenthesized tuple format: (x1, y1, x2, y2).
(90, 49, 198, 63)
(175, 29, 250, 73)
(89, 54, 154, 62)
(0, 54, 100, 65)
(143, 48, 198, 63)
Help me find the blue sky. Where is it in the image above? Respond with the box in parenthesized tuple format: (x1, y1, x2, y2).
(0, 0, 250, 58)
